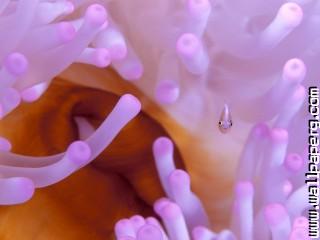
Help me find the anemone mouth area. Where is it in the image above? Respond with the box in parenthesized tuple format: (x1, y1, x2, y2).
(0, 77, 186, 240)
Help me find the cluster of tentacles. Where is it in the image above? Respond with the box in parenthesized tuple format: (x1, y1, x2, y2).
(0, 1, 143, 204)
(114, 128, 309, 240)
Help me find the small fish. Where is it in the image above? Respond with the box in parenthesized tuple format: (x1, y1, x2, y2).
(218, 104, 233, 133)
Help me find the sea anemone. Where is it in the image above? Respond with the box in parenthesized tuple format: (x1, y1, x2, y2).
(0, 0, 318, 239)
(0, 1, 142, 204)
(114, 135, 309, 239)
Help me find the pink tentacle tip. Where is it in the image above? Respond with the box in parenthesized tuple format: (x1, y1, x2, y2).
(64, 1, 75, 15)
(4, 52, 28, 76)
(85, 4, 108, 26)
(282, 59, 306, 83)
(130, 215, 145, 224)
(118, 237, 135, 240)
(217, 230, 236, 240)
(123, 63, 144, 81)
(0, 137, 12, 152)
(192, 226, 214, 239)
(0, 177, 35, 205)
(155, 81, 180, 105)
(57, 22, 76, 42)
(270, 128, 288, 143)
(169, 169, 191, 188)
(153, 137, 174, 157)
(154, 198, 171, 215)
(279, 3, 303, 28)
(285, 153, 304, 172)
(264, 203, 288, 227)
(130, 215, 145, 230)
(137, 224, 163, 240)
(14, 178, 35, 203)
(93, 48, 111, 68)
(177, 33, 201, 58)
(145, 217, 160, 225)
(234, 181, 254, 197)
(159, 202, 183, 220)
(115, 219, 134, 235)
(66, 141, 91, 166)
(119, 94, 142, 114)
